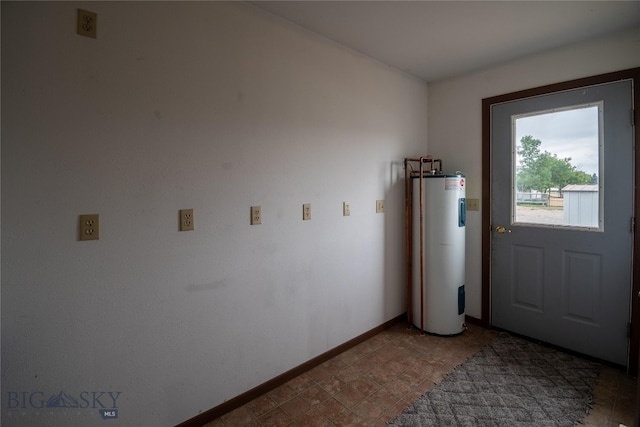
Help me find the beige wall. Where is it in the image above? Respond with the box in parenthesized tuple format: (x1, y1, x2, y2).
(1, 2, 428, 425)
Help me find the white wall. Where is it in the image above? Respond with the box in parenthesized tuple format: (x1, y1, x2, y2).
(428, 27, 640, 319)
(0, 2, 428, 426)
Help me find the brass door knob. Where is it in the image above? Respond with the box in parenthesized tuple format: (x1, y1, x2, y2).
(495, 225, 512, 234)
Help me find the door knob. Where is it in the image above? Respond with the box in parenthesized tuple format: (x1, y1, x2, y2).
(495, 225, 512, 234)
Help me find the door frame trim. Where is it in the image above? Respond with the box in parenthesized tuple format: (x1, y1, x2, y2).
(481, 67, 640, 374)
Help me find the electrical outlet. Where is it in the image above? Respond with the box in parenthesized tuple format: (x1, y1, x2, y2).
(376, 200, 385, 213)
(303, 204, 311, 221)
(250, 206, 262, 225)
(77, 9, 97, 39)
(179, 209, 194, 231)
(467, 198, 480, 211)
(343, 202, 351, 216)
(79, 214, 99, 241)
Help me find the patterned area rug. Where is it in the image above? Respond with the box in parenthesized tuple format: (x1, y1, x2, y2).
(387, 333, 599, 427)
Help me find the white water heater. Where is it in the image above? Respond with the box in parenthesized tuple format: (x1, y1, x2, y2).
(412, 174, 466, 335)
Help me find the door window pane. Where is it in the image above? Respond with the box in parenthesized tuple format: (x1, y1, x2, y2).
(512, 103, 602, 230)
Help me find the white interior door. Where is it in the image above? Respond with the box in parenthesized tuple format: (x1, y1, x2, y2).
(491, 80, 634, 366)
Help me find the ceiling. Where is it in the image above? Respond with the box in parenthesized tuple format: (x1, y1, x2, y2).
(249, 1, 640, 82)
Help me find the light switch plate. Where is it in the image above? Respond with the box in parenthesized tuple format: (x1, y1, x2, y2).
(376, 200, 385, 213)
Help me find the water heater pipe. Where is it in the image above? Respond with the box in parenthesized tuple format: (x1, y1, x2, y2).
(404, 156, 443, 334)
(418, 159, 425, 334)
(404, 158, 413, 330)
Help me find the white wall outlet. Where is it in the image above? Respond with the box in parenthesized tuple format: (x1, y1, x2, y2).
(179, 209, 194, 231)
(251, 206, 262, 225)
(303, 203, 311, 220)
(376, 200, 385, 213)
(79, 214, 99, 241)
(467, 198, 480, 211)
(343, 202, 351, 216)
(77, 9, 97, 39)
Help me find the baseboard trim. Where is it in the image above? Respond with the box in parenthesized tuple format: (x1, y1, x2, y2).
(465, 315, 487, 328)
(175, 313, 405, 427)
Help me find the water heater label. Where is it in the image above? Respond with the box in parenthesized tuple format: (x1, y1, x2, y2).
(445, 177, 465, 191)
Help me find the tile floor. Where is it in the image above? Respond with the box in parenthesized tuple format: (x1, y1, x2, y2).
(204, 322, 637, 427)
